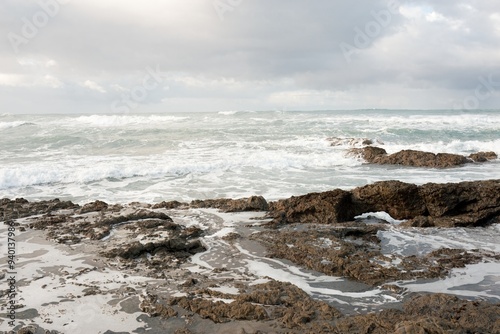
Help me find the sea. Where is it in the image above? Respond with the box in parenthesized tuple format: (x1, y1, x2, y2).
(1, 109, 499, 204)
(1, 109, 500, 328)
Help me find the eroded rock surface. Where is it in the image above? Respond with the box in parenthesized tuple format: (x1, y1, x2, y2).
(350, 146, 497, 168)
(251, 225, 494, 286)
(268, 179, 500, 227)
(190, 195, 269, 212)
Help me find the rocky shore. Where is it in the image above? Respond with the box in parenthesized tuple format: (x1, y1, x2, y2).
(1, 179, 500, 333)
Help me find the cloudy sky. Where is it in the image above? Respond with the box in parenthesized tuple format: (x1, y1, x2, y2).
(1, 0, 499, 113)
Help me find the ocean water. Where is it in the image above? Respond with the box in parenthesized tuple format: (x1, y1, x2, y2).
(0, 109, 499, 204)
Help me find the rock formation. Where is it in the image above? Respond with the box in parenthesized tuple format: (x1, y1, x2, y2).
(268, 179, 500, 227)
(350, 146, 497, 168)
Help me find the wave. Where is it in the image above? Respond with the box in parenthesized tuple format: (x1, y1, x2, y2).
(217, 110, 256, 115)
(382, 139, 500, 156)
(0, 121, 35, 130)
(72, 114, 189, 127)
(218, 111, 239, 115)
(0, 148, 360, 190)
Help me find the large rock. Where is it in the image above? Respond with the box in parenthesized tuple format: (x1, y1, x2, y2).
(351, 180, 426, 220)
(469, 151, 498, 162)
(351, 146, 496, 168)
(403, 180, 500, 227)
(268, 189, 355, 224)
(268, 180, 500, 227)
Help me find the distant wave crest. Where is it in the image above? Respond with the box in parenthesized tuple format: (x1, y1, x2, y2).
(0, 121, 35, 130)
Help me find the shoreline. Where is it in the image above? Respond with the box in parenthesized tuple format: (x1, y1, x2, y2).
(1, 179, 500, 333)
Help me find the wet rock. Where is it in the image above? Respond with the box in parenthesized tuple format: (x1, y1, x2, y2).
(101, 237, 206, 259)
(140, 293, 178, 318)
(222, 232, 241, 241)
(268, 179, 500, 228)
(333, 293, 500, 334)
(351, 146, 496, 168)
(169, 280, 341, 328)
(402, 294, 500, 334)
(78, 200, 108, 213)
(97, 210, 173, 227)
(469, 151, 498, 162)
(190, 196, 268, 212)
(252, 226, 489, 286)
(268, 189, 355, 225)
(352, 180, 426, 220)
(0, 198, 79, 221)
(350, 146, 387, 161)
(152, 200, 188, 209)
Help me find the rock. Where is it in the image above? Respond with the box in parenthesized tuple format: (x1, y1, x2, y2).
(169, 280, 341, 327)
(78, 200, 108, 213)
(190, 196, 268, 212)
(469, 151, 498, 162)
(333, 293, 500, 333)
(268, 189, 355, 225)
(402, 294, 500, 334)
(101, 237, 206, 259)
(0, 198, 79, 221)
(350, 146, 387, 161)
(268, 179, 500, 228)
(351, 146, 496, 168)
(352, 181, 426, 220)
(152, 200, 188, 209)
(417, 179, 500, 226)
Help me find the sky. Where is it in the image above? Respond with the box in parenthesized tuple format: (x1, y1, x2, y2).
(1, 0, 500, 113)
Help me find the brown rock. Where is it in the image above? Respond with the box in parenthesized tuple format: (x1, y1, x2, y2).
(78, 200, 108, 213)
(351, 181, 426, 220)
(349, 146, 387, 162)
(268, 179, 500, 228)
(469, 151, 498, 162)
(351, 147, 495, 168)
(418, 180, 500, 223)
(403, 294, 500, 334)
(190, 196, 268, 212)
(152, 200, 188, 209)
(268, 189, 355, 225)
(0, 198, 78, 221)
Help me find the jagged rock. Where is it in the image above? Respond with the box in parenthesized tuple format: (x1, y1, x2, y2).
(0, 198, 79, 221)
(252, 227, 487, 286)
(351, 181, 426, 220)
(169, 280, 341, 327)
(268, 189, 354, 225)
(350, 146, 387, 161)
(469, 151, 498, 162)
(102, 237, 206, 259)
(152, 200, 188, 209)
(333, 293, 500, 333)
(351, 146, 496, 168)
(78, 200, 108, 213)
(190, 196, 268, 212)
(268, 180, 500, 227)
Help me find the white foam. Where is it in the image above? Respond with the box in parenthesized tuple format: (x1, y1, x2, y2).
(0, 121, 33, 130)
(400, 262, 500, 300)
(355, 211, 406, 225)
(72, 114, 189, 127)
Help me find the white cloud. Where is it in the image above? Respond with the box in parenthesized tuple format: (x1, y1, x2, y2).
(0, 73, 27, 87)
(83, 80, 106, 93)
